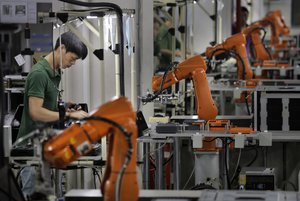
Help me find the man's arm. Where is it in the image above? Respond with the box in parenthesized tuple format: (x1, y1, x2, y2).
(29, 96, 88, 122)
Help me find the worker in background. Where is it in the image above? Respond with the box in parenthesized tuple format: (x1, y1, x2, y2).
(17, 31, 89, 199)
(232, 6, 254, 60)
(232, 6, 249, 34)
(154, 15, 181, 73)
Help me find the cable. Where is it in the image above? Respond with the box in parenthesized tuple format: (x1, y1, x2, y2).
(183, 167, 195, 190)
(203, 137, 234, 144)
(233, 51, 251, 115)
(281, 180, 297, 191)
(223, 138, 231, 189)
(190, 183, 215, 190)
(206, 48, 231, 72)
(92, 168, 102, 189)
(80, 116, 132, 201)
(246, 147, 258, 167)
(149, 155, 156, 170)
(230, 148, 242, 184)
(93, 172, 96, 189)
(12, 129, 40, 148)
(142, 139, 169, 161)
(232, 50, 247, 80)
(247, 27, 272, 61)
(244, 91, 251, 115)
(142, 63, 175, 103)
(16, 167, 26, 182)
(96, 169, 102, 184)
(212, 47, 252, 115)
(207, 47, 248, 80)
(163, 152, 173, 166)
(143, 143, 172, 170)
(203, 137, 218, 142)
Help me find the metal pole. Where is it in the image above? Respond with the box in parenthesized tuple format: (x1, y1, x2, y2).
(115, 24, 121, 96)
(130, 16, 137, 109)
(143, 142, 150, 189)
(214, 0, 218, 43)
(155, 142, 164, 189)
(98, 17, 107, 161)
(171, 5, 177, 116)
(236, 0, 242, 33)
(173, 137, 181, 189)
(98, 17, 105, 104)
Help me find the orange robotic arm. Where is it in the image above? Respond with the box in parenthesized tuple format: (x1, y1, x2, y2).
(205, 33, 253, 80)
(43, 97, 138, 201)
(260, 10, 290, 49)
(242, 23, 272, 62)
(152, 55, 218, 120)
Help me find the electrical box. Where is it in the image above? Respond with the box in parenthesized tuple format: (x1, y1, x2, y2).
(239, 167, 276, 190)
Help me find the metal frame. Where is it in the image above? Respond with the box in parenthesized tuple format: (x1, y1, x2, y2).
(254, 91, 300, 131)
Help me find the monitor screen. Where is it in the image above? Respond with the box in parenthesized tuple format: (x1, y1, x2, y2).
(136, 111, 149, 137)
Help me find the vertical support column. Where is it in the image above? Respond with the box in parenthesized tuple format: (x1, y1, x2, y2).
(190, 80, 194, 115)
(282, 98, 289, 131)
(6, 90, 11, 113)
(236, 0, 242, 33)
(179, 3, 186, 59)
(22, 24, 34, 74)
(97, 16, 107, 161)
(115, 25, 120, 96)
(82, 26, 91, 107)
(179, 3, 186, 115)
(136, 0, 154, 118)
(254, 91, 258, 131)
(222, 139, 229, 189)
(143, 142, 150, 189)
(155, 142, 164, 189)
(170, 4, 177, 117)
(171, 5, 176, 62)
(214, 0, 218, 43)
(220, 91, 225, 115)
(260, 94, 268, 131)
(98, 17, 105, 104)
(54, 170, 60, 197)
(173, 137, 181, 189)
(130, 16, 137, 109)
(217, 4, 222, 44)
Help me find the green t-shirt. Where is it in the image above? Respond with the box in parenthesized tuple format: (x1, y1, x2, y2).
(155, 25, 181, 71)
(17, 58, 61, 140)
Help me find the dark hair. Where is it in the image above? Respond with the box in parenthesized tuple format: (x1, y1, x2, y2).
(241, 6, 249, 14)
(54, 32, 88, 60)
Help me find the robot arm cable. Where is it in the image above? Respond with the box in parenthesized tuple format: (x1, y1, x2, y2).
(207, 48, 247, 80)
(80, 116, 133, 201)
(247, 27, 272, 60)
(142, 63, 174, 103)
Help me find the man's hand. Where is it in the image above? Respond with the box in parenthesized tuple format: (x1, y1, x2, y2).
(66, 102, 82, 111)
(66, 110, 88, 119)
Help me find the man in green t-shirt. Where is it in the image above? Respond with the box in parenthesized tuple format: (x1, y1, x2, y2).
(18, 31, 89, 199)
(154, 17, 181, 73)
